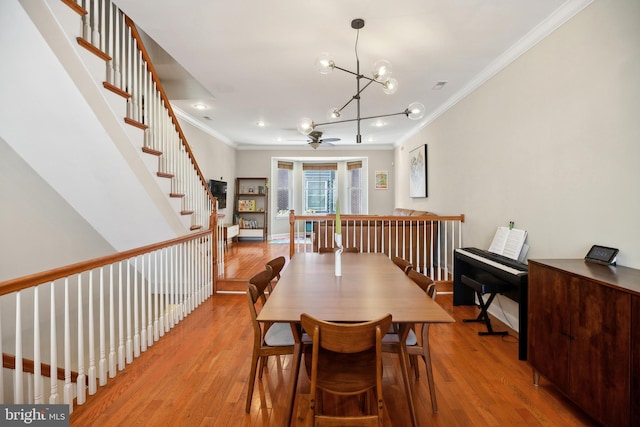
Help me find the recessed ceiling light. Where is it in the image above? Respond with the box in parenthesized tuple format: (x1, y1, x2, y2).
(372, 120, 386, 127)
(256, 120, 266, 127)
(193, 103, 208, 110)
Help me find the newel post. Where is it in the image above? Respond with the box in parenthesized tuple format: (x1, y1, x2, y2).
(289, 210, 296, 259)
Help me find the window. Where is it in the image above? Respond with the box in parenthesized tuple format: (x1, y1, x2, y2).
(276, 161, 292, 216)
(347, 161, 363, 214)
(303, 164, 336, 213)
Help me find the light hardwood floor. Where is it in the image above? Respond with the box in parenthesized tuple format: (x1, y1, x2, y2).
(70, 241, 597, 426)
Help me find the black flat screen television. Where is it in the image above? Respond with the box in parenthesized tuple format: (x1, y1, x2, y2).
(208, 180, 227, 209)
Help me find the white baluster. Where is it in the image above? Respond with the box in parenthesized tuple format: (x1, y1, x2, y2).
(88, 270, 97, 394)
(169, 246, 175, 329)
(49, 282, 58, 403)
(64, 278, 73, 410)
(33, 288, 42, 404)
(164, 248, 169, 333)
(13, 291, 23, 403)
(109, 264, 117, 377)
(99, 267, 107, 386)
(76, 274, 86, 405)
(153, 251, 159, 342)
(126, 258, 133, 363)
(118, 262, 125, 370)
(140, 254, 147, 353)
(113, 7, 121, 88)
(147, 251, 153, 347)
(91, 0, 99, 47)
(133, 256, 141, 357)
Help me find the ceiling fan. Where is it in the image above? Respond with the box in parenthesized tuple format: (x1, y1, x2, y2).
(303, 130, 340, 149)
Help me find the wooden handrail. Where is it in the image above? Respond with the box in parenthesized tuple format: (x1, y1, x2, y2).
(124, 16, 214, 206)
(0, 228, 213, 297)
(3, 352, 84, 384)
(291, 213, 466, 222)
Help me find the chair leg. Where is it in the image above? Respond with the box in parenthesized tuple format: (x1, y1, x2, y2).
(410, 354, 420, 379)
(258, 355, 267, 379)
(245, 352, 260, 413)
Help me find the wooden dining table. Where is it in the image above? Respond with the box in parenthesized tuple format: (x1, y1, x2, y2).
(257, 252, 455, 426)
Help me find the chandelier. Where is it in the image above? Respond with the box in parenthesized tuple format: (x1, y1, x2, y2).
(297, 18, 425, 144)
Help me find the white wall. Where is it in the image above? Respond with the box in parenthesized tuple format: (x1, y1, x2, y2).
(0, 139, 115, 282)
(395, 0, 640, 269)
(179, 120, 237, 219)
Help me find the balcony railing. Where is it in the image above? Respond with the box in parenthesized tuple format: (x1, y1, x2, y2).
(288, 211, 465, 281)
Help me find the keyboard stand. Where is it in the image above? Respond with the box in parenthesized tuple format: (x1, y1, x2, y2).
(461, 275, 513, 336)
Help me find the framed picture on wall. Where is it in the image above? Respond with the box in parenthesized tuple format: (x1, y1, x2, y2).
(409, 144, 427, 197)
(375, 171, 388, 189)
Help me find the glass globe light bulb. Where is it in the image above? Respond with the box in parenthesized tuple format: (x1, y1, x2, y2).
(327, 108, 340, 120)
(406, 102, 425, 120)
(297, 117, 315, 135)
(314, 52, 335, 74)
(382, 77, 399, 95)
(372, 59, 392, 82)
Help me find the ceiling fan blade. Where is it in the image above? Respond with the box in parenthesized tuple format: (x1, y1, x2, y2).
(320, 138, 340, 143)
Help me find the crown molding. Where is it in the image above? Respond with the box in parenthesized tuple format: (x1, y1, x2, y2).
(397, 0, 594, 147)
(172, 106, 236, 148)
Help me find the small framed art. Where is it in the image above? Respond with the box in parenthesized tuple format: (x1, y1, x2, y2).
(375, 171, 388, 189)
(409, 144, 427, 197)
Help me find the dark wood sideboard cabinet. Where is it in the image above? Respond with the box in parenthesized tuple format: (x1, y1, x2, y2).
(528, 259, 640, 427)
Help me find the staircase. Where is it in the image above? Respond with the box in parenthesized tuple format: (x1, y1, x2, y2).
(3, 0, 214, 254)
(0, 0, 224, 412)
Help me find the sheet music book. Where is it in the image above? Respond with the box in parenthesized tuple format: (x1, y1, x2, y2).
(488, 226, 528, 260)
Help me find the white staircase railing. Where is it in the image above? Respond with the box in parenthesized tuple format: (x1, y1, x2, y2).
(0, 222, 217, 411)
(56, 0, 226, 274)
(66, 0, 214, 232)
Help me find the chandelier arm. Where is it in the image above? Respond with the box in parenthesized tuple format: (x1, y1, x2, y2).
(332, 79, 377, 115)
(314, 110, 409, 127)
(332, 65, 386, 87)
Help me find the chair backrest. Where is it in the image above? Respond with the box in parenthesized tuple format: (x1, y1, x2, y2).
(300, 313, 392, 424)
(248, 265, 273, 303)
(407, 269, 436, 299)
(300, 313, 392, 355)
(265, 256, 285, 281)
(392, 256, 413, 274)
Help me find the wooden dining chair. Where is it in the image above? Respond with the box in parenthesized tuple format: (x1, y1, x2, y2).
(245, 265, 295, 413)
(265, 255, 286, 293)
(382, 270, 439, 413)
(391, 256, 413, 274)
(301, 312, 392, 426)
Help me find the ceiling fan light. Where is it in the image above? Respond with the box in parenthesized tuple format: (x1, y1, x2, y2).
(309, 141, 321, 149)
(382, 77, 399, 95)
(297, 117, 315, 135)
(327, 108, 341, 120)
(314, 52, 335, 74)
(372, 59, 392, 82)
(407, 102, 426, 120)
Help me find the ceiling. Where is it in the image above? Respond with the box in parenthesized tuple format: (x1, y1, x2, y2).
(114, 0, 581, 150)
